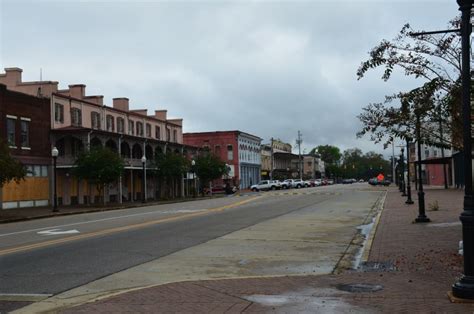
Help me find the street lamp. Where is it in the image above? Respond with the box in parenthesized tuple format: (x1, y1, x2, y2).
(405, 138, 414, 204)
(453, 0, 474, 299)
(51, 147, 59, 212)
(191, 159, 196, 197)
(414, 111, 430, 223)
(141, 155, 146, 203)
(400, 147, 407, 196)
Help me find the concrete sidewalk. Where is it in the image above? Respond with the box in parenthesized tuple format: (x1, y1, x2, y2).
(56, 186, 474, 313)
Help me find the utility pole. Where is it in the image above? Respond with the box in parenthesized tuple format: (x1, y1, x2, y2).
(392, 141, 396, 183)
(270, 137, 274, 180)
(297, 131, 303, 180)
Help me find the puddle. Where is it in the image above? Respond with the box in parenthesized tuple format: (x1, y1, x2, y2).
(336, 283, 383, 293)
(352, 218, 375, 269)
(244, 288, 370, 313)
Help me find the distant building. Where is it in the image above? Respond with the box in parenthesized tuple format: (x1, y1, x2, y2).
(260, 139, 298, 180)
(183, 131, 262, 189)
(0, 83, 51, 209)
(302, 155, 325, 179)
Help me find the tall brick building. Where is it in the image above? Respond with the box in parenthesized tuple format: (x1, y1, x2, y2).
(183, 131, 262, 189)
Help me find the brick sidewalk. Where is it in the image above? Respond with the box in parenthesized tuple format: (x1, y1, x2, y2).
(62, 187, 474, 313)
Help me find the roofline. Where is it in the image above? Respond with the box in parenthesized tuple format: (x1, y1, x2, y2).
(52, 92, 182, 128)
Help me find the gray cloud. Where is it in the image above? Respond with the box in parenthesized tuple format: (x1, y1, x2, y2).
(0, 0, 457, 157)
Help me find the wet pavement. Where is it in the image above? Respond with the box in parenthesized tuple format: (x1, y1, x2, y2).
(55, 187, 474, 313)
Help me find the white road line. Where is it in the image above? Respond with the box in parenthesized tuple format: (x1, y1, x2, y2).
(0, 208, 207, 238)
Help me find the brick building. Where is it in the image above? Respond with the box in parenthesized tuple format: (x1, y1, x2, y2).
(0, 83, 51, 209)
(0, 67, 190, 206)
(183, 131, 262, 189)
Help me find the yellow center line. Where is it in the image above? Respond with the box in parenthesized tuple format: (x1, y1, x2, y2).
(0, 195, 262, 257)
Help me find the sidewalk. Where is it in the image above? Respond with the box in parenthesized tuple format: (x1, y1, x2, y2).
(57, 186, 474, 313)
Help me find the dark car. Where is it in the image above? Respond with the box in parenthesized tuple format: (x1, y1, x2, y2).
(368, 178, 391, 186)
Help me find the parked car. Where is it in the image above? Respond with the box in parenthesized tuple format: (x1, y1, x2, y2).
(368, 178, 391, 186)
(291, 179, 305, 188)
(250, 180, 280, 192)
(342, 179, 353, 184)
(326, 179, 334, 185)
(304, 180, 312, 187)
(280, 180, 291, 189)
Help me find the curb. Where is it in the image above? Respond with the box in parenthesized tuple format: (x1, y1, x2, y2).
(360, 190, 387, 264)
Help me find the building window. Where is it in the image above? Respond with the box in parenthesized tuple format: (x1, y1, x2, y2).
(227, 144, 233, 161)
(54, 103, 64, 123)
(434, 150, 438, 157)
(425, 149, 429, 158)
(91, 112, 101, 129)
(128, 120, 134, 135)
(136, 122, 143, 136)
(173, 130, 177, 142)
(155, 126, 161, 139)
(215, 145, 221, 156)
(106, 115, 114, 132)
(6, 117, 16, 146)
(117, 117, 125, 133)
(71, 108, 82, 126)
(20, 119, 30, 148)
(146, 123, 152, 137)
(166, 128, 171, 142)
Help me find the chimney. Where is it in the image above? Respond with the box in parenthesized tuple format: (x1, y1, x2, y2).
(131, 109, 147, 116)
(2, 68, 23, 86)
(83, 95, 104, 106)
(113, 98, 129, 111)
(69, 84, 86, 99)
(155, 110, 167, 121)
(167, 118, 182, 126)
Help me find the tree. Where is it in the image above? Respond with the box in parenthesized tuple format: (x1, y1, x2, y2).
(153, 152, 189, 199)
(357, 18, 461, 91)
(341, 148, 391, 180)
(73, 147, 124, 205)
(0, 139, 26, 188)
(309, 145, 341, 178)
(0, 139, 26, 210)
(357, 17, 463, 148)
(194, 154, 228, 195)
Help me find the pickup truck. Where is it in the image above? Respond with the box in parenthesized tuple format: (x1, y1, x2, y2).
(250, 180, 281, 192)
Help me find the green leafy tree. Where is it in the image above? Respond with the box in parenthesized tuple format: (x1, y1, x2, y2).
(357, 17, 463, 149)
(73, 147, 124, 205)
(309, 145, 341, 178)
(194, 154, 228, 195)
(0, 139, 26, 210)
(153, 152, 189, 199)
(0, 139, 26, 188)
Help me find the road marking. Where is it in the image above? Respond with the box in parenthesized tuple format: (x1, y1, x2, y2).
(0, 208, 210, 238)
(37, 229, 80, 236)
(0, 196, 262, 257)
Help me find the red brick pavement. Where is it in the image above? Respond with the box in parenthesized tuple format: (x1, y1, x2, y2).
(61, 187, 474, 313)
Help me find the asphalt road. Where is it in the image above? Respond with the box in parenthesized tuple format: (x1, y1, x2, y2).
(0, 184, 378, 297)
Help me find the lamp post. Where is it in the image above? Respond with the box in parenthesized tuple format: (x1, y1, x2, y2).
(191, 159, 196, 197)
(405, 138, 414, 204)
(141, 155, 146, 203)
(51, 147, 59, 212)
(453, 0, 474, 299)
(400, 147, 407, 196)
(415, 112, 430, 223)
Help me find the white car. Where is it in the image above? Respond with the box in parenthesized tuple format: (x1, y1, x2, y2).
(291, 179, 305, 189)
(250, 180, 280, 192)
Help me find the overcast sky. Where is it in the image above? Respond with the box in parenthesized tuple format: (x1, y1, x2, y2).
(0, 0, 459, 157)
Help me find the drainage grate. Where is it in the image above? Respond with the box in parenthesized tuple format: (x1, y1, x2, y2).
(336, 283, 384, 293)
(358, 261, 396, 272)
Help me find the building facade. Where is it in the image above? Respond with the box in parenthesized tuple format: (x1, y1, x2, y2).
(0, 67, 188, 207)
(0, 83, 51, 209)
(183, 131, 262, 189)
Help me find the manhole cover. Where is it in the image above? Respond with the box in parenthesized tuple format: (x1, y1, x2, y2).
(337, 283, 383, 293)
